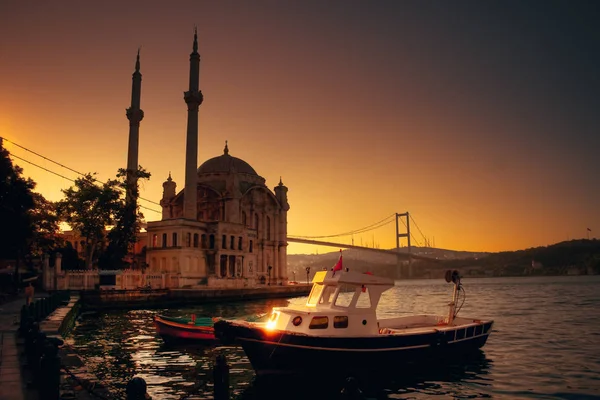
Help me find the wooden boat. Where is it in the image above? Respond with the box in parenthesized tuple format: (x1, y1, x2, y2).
(154, 314, 216, 343)
(214, 264, 493, 376)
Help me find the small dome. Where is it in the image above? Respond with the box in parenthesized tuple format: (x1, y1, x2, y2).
(197, 141, 258, 176)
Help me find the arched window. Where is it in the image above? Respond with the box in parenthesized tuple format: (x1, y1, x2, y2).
(200, 234, 206, 248)
(186, 233, 191, 247)
(152, 234, 158, 248)
(172, 233, 178, 247)
(193, 233, 199, 248)
(162, 233, 167, 248)
(209, 234, 215, 249)
(266, 216, 271, 240)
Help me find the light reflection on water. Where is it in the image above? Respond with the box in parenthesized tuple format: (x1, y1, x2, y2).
(67, 276, 600, 399)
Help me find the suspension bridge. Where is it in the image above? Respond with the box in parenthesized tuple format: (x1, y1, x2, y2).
(2, 136, 441, 275)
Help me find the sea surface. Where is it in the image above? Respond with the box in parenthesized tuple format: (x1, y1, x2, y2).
(66, 276, 600, 399)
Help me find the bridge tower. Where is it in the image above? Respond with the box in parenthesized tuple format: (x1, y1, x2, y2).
(395, 212, 412, 279)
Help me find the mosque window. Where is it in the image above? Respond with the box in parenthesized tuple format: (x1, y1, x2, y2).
(230, 236, 235, 250)
(249, 240, 253, 253)
(242, 211, 247, 226)
(193, 234, 199, 248)
(222, 235, 227, 249)
(172, 233, 178, 247)
(162, 233, 167, 248)
(209, 235, 215, 249)
(266, 216, 271, 240)
(186, 233, 191, 247)
(152, 234, 158, 248)
(238, 237, 242, 250)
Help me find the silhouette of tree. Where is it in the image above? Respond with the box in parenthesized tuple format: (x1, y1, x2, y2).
(0, 143, 35, 281)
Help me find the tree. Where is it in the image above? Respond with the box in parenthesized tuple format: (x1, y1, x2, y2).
(0, 141, 35, 279)
(100, 167, 151, 269)
(28, 192, 62, 258)
(56, 173, 122, 269)
(57, 167, 151, 270)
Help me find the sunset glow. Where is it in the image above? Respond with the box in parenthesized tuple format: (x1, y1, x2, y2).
(1, 1, 598, 254)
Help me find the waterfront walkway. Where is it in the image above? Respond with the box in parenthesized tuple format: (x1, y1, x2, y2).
(0, 293, 100, 400)
(0, 293, 36, 400)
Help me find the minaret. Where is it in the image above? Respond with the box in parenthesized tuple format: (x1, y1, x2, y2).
(126, 48, 144, 204)
(183, 28, 203, 220)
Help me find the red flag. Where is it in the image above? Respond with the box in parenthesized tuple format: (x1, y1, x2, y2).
(332, 250, 343, 275)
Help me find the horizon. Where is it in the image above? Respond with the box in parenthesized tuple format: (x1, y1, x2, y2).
(1, 1, 598, 255)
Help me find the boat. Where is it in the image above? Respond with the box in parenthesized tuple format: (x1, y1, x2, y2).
(154, 314, 216, 343)
(214, 266, 493, 376)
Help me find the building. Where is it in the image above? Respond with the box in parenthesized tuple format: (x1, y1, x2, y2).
(143, 31, 290, 288)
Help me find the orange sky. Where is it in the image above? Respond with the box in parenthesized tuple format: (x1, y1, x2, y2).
(1, 1, 598, 254)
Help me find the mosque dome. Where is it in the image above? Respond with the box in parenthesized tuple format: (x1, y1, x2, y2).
(197, 141, 258, 176)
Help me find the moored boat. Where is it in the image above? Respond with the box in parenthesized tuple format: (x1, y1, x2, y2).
(214, 260, 493, 376)
(154, 314, 216, 343)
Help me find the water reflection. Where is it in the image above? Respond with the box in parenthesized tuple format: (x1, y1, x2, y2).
(236, 350, 493, 400)
(67, 276, 600, 399)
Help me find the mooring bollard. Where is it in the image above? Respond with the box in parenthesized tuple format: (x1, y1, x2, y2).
(126, 377, 149, 400)
(39, 337, 63, 400)
(213, 354, 230, 400)
(24, 322, 40, 368)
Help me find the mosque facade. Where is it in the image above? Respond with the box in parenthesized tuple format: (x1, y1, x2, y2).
(142, 32, 290, 288)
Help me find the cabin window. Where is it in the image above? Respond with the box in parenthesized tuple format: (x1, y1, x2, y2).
(355, 287, 372, 309)
(333, 284, 355, 308)
(193, 234, 199, 248)
(309, 316, 328, 329)
(319, 286, 335, 305)
(307, 284, 325, 306)
(334, 316, 348, 329)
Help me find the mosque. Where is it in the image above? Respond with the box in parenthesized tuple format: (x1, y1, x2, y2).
(128, 31, 290, 288)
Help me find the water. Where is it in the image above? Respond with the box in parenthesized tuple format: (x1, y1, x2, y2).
(66, 276, 600, 399)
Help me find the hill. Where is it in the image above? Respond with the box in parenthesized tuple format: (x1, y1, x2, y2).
(287, 239, 600, 280)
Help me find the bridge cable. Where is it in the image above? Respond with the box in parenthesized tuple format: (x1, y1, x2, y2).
(289, 213, 396, 239)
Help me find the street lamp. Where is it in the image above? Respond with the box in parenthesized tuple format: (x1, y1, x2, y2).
(268, 265, 272, 286)
(306, 267, 311, 284)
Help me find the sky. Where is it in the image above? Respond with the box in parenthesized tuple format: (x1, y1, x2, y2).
(1, 1, 599, 254)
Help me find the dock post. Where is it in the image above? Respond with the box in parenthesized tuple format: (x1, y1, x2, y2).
(126, 377, 149, 400)
(39, 337, 62, 400)
(213, 354, 230, 400)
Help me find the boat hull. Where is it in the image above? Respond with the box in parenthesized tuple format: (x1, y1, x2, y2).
(154, 315, 215, 343)
(214, 319, 493, 375)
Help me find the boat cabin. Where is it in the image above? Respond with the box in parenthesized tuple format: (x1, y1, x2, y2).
(265, 270, 395, 336)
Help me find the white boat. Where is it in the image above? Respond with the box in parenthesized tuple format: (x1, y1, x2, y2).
(214, 267, 493, 376)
